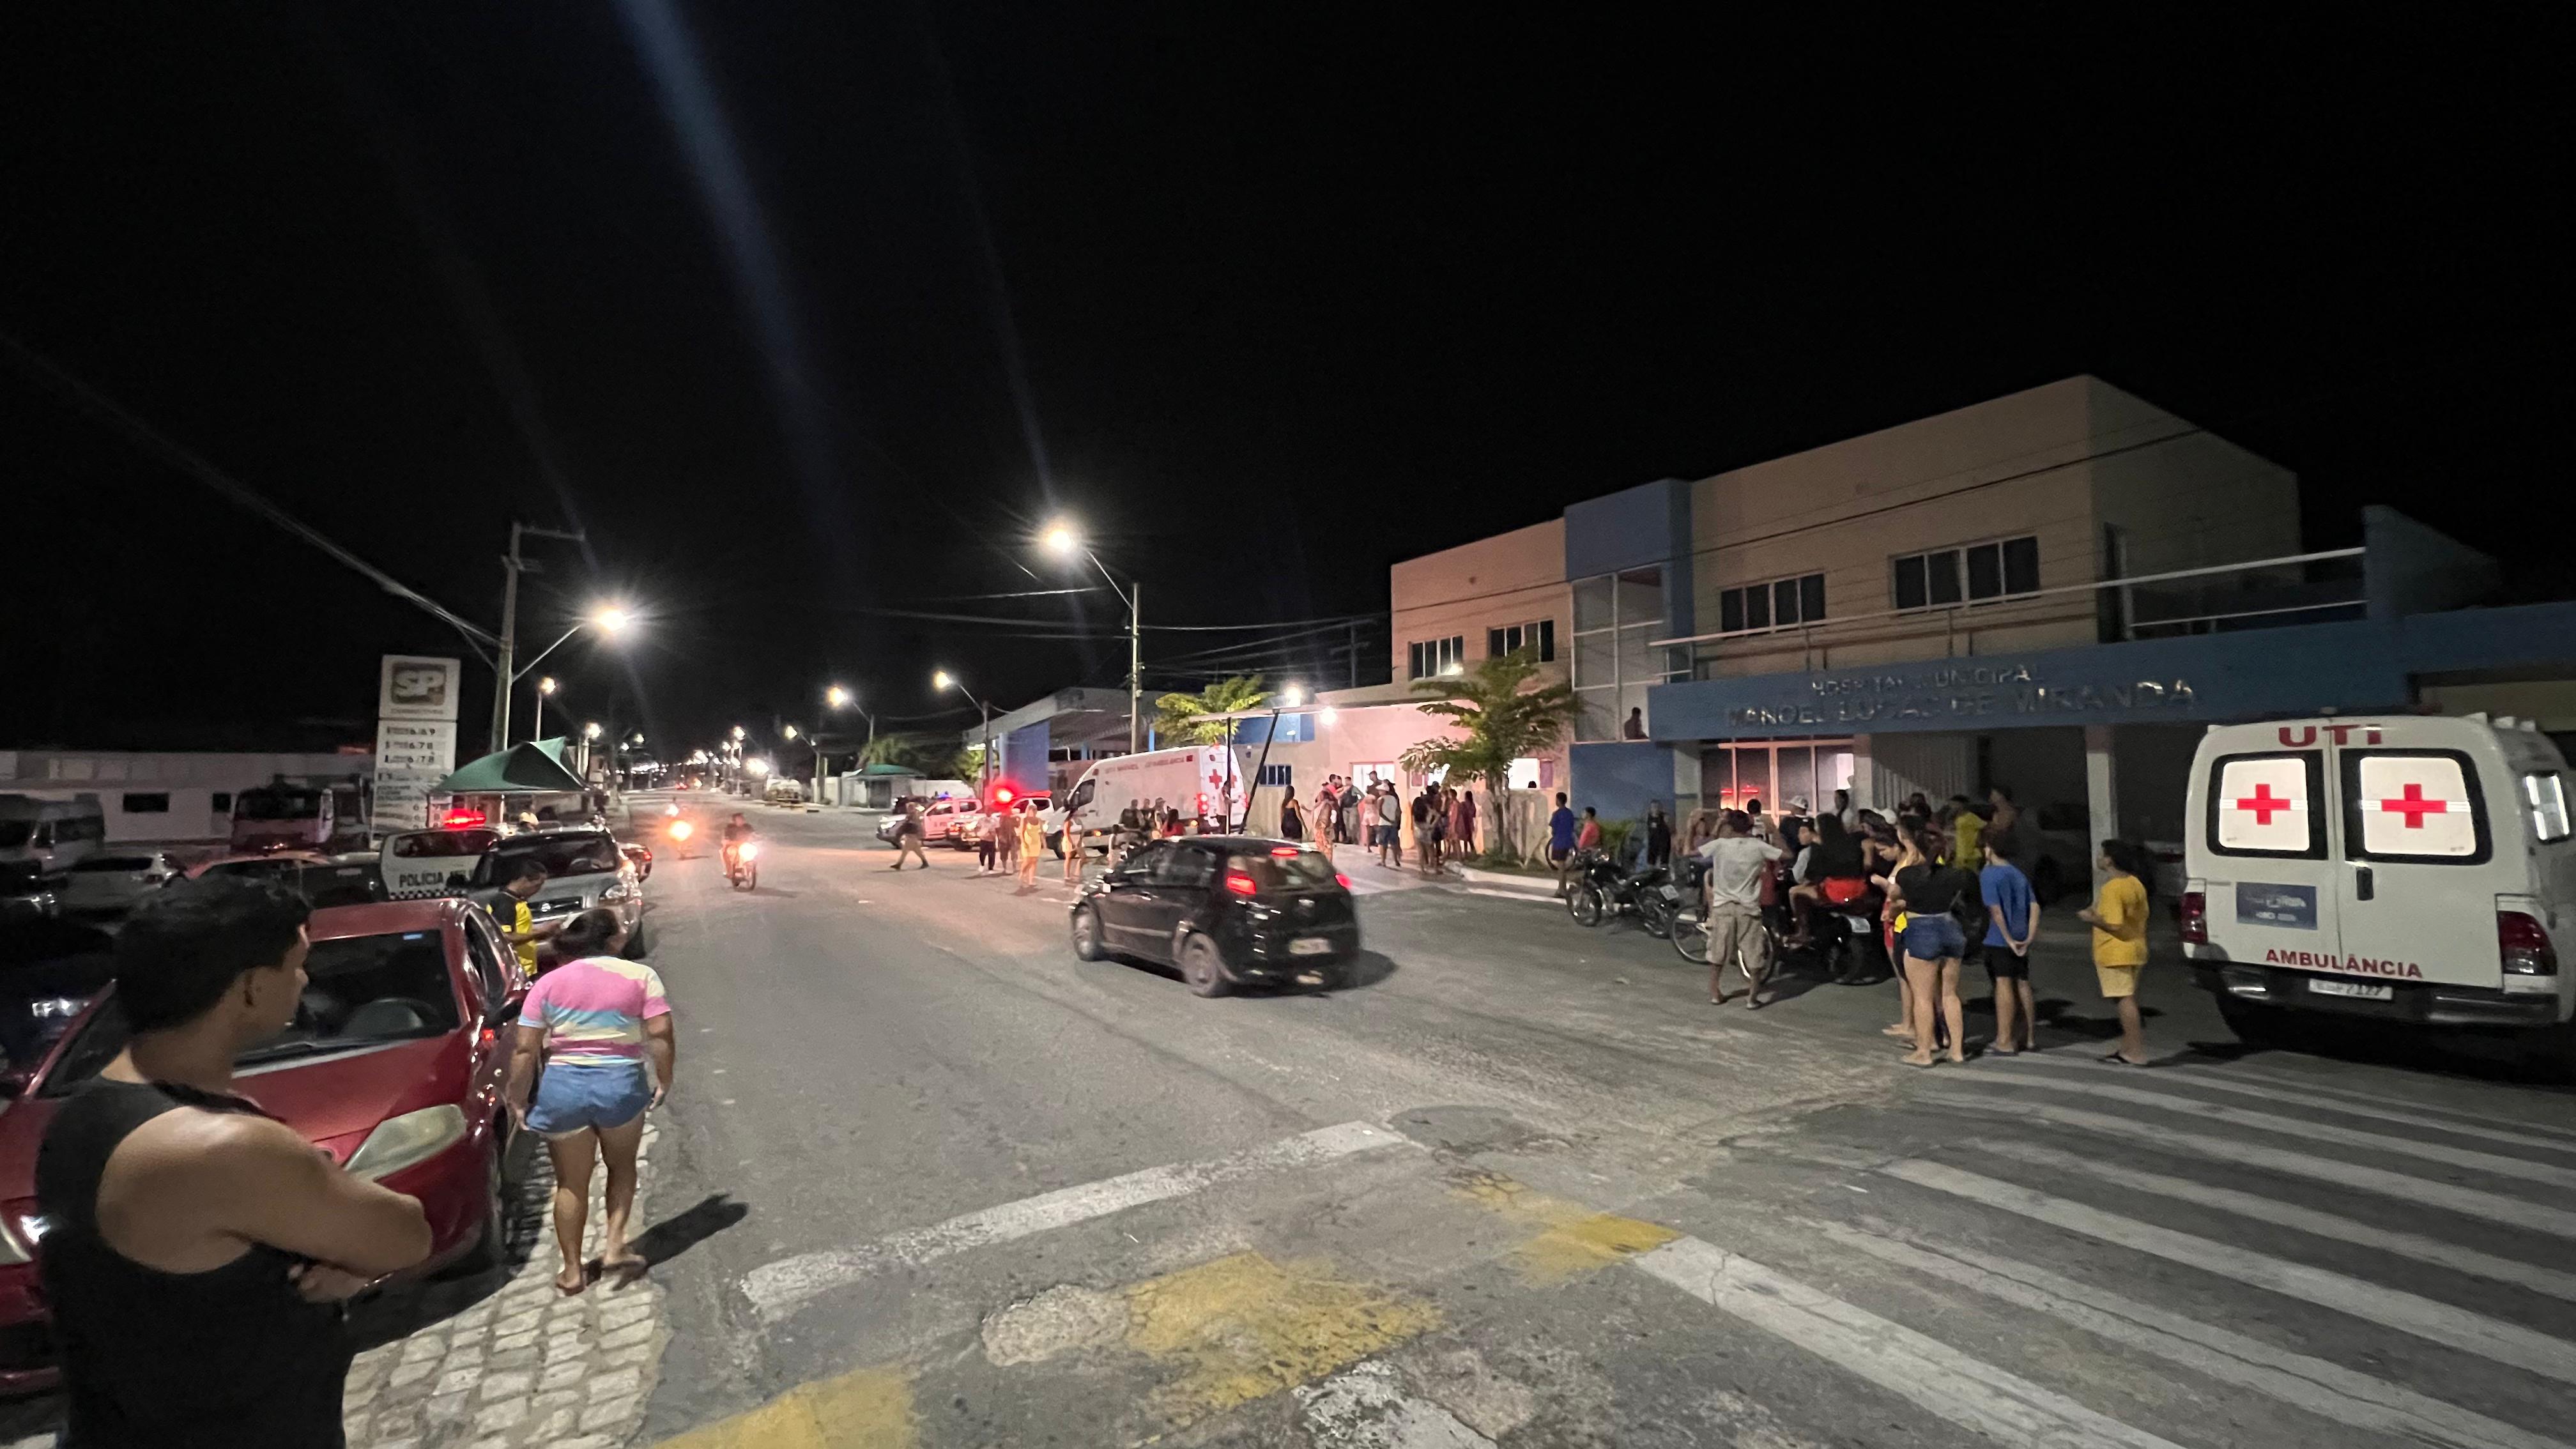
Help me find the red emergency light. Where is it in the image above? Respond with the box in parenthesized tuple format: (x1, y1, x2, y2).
(440, 808, 487, 829)
(992, 786, 1015, 806)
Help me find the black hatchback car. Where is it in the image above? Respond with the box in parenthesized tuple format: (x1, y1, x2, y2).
(1070, 837, 1360, 994)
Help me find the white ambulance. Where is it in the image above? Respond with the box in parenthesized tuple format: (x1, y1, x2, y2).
(1043, 745, 1254, 855)
(2182, 714, 2576, 1051)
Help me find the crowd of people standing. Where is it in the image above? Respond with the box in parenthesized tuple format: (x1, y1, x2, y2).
(1301, 773, 1480, 877)
(1671, 786, 2155, 1066)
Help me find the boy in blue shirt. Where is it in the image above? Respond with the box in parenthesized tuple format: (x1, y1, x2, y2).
(1979, 831, 2039, 1054)
(1547, 792, 1578, 890)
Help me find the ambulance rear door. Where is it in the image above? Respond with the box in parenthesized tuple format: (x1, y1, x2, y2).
(2332, 735, 2503, 993)
(2200, 739, 2339, 969)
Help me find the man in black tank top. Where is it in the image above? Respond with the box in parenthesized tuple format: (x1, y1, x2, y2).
(35, 877, 433, 1448)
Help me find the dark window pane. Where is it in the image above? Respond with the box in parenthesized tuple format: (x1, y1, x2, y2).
(1800, 573, 1826, 622)
(1720, 589, 1744, 634)
(1774, 579, 1800, 626)
(1745, 584, 1770, 629)
(1894, 555, 1927, 610)
(1487, 629, 1505, 657)
(1966, 542, 2002, 600)
(1928, 551, 1963, 606)
(2003, 535, 2041, 594)
(1537, 618, 1555, 661)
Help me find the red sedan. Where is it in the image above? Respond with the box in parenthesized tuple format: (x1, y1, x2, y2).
(0, 897, 526, 1393)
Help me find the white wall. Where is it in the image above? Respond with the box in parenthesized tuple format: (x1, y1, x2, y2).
(0, 751, 371, 843)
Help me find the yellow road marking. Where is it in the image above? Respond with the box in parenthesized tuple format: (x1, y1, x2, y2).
(652, 1363, 916, 1449)
(1450, 1169, 1679, 1284)
(1123, 1250, 1441, 1429)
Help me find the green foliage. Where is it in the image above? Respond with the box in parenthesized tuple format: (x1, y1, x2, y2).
(859, 731, 976, 780)
(1153, 675, 1270, 745)
(1399, 648, 1580, 860)
(1595, 816, 1637, 861)
(1397, 648, 1579, 791)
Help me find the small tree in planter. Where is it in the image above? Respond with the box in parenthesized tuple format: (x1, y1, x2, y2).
(1398, 648, 1580, 864)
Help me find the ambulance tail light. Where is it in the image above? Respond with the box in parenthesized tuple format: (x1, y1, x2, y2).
(2498, 910, 2557, 976)
(2179, 891, 2207, 946)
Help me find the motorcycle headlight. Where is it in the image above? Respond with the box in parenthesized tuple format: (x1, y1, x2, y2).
(342, 1105, 468, 1182)
(740, 842, 760, 860)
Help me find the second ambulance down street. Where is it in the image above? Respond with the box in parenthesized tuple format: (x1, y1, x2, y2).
(594, 795, 2573, 1449)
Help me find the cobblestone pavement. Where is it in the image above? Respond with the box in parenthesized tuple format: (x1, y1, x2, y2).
(0, 1118, 672, 1449)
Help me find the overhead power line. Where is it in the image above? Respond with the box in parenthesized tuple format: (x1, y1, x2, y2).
(1, 328, 502, 657)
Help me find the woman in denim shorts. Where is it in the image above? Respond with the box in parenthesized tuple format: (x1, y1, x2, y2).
(1891, 831, 1978, 1068)
(503, 909, 675, 1294)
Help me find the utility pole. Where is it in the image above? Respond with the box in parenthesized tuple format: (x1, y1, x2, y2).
(487, 521, 586, 754)
(1129, 580, 1142, 755)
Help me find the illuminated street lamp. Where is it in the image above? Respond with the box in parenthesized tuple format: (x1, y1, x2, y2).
(1041, 520, 1142, 753)
(505, 603, 636, 745)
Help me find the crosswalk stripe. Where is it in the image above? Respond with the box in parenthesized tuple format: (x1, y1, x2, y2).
(1883, 1159, 2576, 1386)
(1926, 1093, 2576, 1238)
(2174, 1064, 2576, 1144)
(1629, 1236, 2185, 1448)
(1947, 1071, 2576, 1190)
(1818, 1220, 2570, 1449)
(1992, 1057, 2576, 1158)
(1975, 1138, 2576, 1303)
(739, 1121, 1409, 1320)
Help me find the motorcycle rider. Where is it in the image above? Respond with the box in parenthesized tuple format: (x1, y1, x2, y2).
(721, 813, 758, 882)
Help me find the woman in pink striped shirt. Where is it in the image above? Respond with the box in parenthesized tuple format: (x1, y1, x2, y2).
(503, 909, 676, 1294)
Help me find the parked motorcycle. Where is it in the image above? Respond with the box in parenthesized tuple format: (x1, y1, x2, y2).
(1565, 850, 1679, 933)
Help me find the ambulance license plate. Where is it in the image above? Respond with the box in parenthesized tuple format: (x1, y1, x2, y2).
(1289, 937, 1333, 956)
(2308, 977, 2392, 1001)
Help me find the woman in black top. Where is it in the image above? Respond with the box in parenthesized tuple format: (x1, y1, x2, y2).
(1890, 831, 1981, 1066)
(1278, 792, 1306, 841)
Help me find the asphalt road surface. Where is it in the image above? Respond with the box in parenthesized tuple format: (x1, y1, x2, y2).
(600, 796, 2575, 1448)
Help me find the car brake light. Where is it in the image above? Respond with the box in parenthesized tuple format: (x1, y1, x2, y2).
(1271, 846, 1300, 857)
(1224, 871, 1258, 895)
(2179, 891, 2207, 946)
(1335, 873, 1353, 889)
(441, 809, 486, 828)
(2499, 909, 2557, 975)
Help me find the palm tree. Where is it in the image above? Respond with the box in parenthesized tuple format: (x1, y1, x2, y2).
(1153, 675, 1270, 745)
(1399, 648, 1579, 861)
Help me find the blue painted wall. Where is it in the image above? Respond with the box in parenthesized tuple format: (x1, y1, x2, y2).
(1568, 741, 1676, 829)
(997, 722, 1050, 790)
(1565, 477, 1694, 641)
(1641, 600, 2576, 744)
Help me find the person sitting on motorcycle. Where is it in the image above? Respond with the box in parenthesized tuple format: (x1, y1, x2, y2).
(720, 813, 757, 874)
(1784, 814, 1869, 947)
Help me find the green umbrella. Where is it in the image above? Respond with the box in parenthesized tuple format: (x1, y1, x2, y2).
(434, 742, 587, 795)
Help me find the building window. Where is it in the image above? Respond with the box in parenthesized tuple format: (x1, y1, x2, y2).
(1570, 566, 1682, 741)
(122, 793, 171, 813)
(1894, 535, 2040, 611)
(1257, 763, 1293, 788)
(1408, 636, 1465, 679)
(210, 792, 233, 813)
(1485, 619, 1556, 663)
(1716, 572, 1825, 635)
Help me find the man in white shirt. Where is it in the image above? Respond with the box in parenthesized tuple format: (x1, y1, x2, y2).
(1697, 812, 1786, 1007)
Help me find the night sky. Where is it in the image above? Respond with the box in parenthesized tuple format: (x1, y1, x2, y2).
(5, 7, 2564, 762)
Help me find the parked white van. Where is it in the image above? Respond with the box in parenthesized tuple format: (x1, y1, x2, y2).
(0, 795, 109, 889)
(1045, 746, 1254, 855)
(2182, 714, 2576, 1048)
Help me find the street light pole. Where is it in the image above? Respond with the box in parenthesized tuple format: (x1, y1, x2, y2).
(1041, 523, 1141, 754)
(487, 521, 586, 754)
(935, 672, 993, 794)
